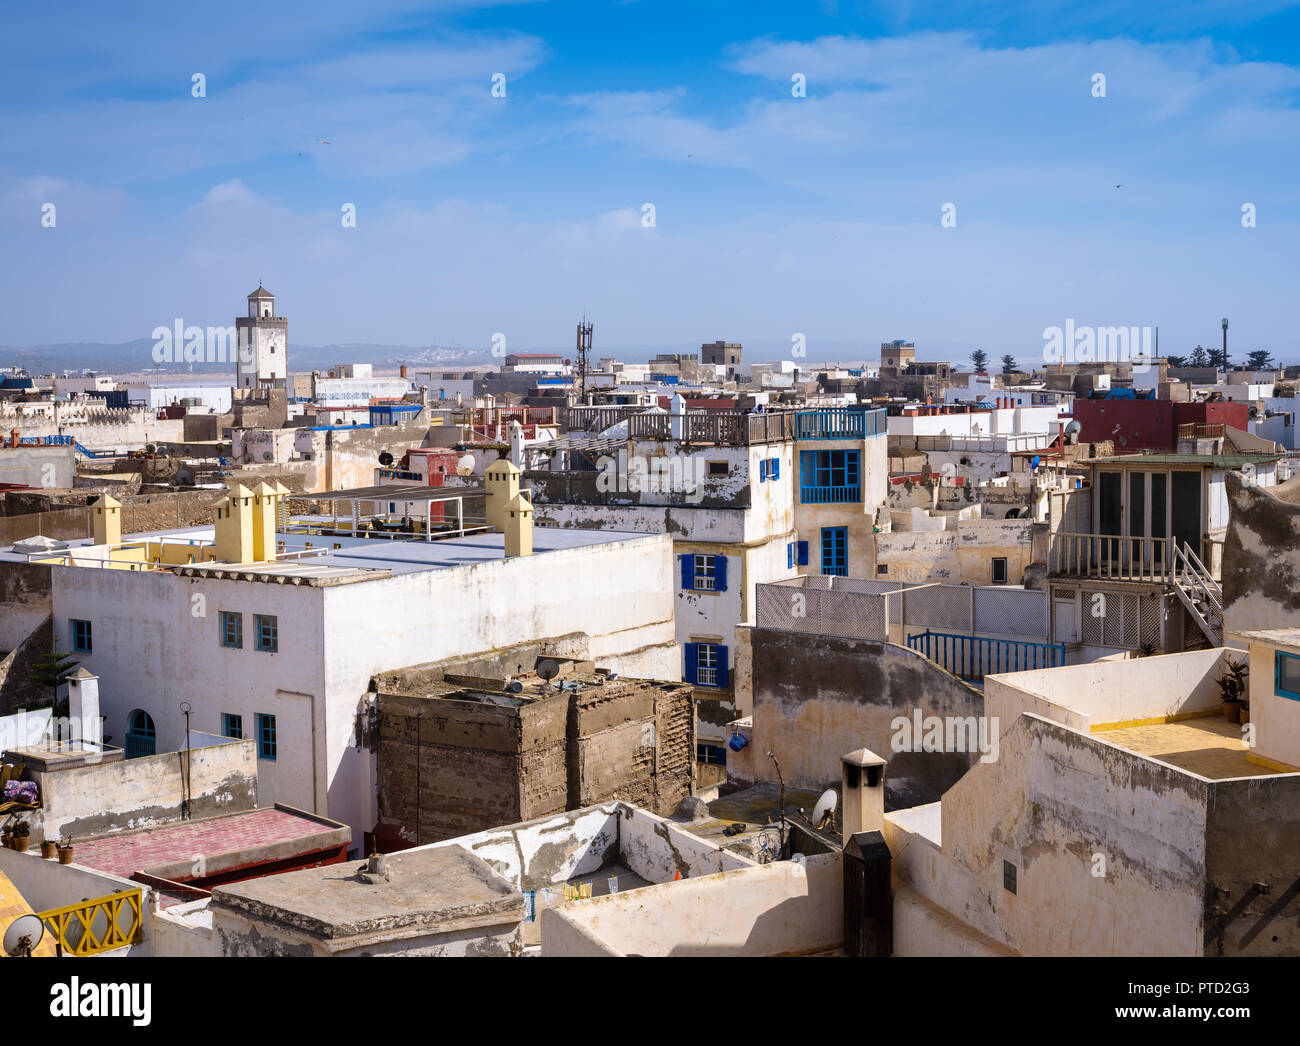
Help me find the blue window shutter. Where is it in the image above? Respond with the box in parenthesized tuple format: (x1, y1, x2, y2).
(685, 643, 698, 685)
(772, 458, 780, 480)
(759, 459, 767, 482)
(681, 554, 694, 590)
(797, 541, 809, 566)
(718, 645, 729, 688)
(715, 555, 727, 591)
(787, 543, 794, 569)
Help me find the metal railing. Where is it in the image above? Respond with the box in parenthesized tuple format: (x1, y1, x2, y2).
(793, 407, 886, 440)
(907, 629, 1066, 681)
(800, 483, 861, 504)
(38, 888, 143, 956)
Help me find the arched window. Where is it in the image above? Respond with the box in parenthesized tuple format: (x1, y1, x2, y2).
(125, 709, 157, 759)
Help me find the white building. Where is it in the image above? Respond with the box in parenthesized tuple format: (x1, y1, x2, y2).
(234, 284, 288, 390)
(11, 497, 677, 846)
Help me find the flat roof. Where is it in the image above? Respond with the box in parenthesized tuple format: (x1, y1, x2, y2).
(73, 807, 350, 880)
(1, 522, 653, 581)
(210, 844, 521, 943)
(1231, 629, 1300, 655)
(1086, 453, 1279, 466)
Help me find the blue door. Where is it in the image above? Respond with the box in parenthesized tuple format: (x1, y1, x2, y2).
(125, 709, 156, 759)
(821, 527, 848, 576)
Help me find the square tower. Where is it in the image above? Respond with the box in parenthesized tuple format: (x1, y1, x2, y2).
(235, 283, 289, 390)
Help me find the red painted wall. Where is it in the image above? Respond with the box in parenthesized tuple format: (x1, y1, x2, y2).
(1073, 399, 1176, 452)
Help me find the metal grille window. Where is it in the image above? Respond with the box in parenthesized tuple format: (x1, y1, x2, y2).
(695, 643, 721, 685)
(255, 614, 278, 653)
(1003, 860, 1017, 894)
(821, 527, 848, 576)
(220, 611, 243, 649)
(71, 619, 92, 653)
(256, 713, 277, 760)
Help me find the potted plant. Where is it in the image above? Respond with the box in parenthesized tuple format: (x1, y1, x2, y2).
(0, 824, 11, 849)
(11, 820, 30, 853)
(57, 837, 74, 865)
(40, 838, 57, 859)
(1217, 660, 1249, 723)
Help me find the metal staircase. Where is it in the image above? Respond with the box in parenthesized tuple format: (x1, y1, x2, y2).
(1172, 543, 1224, 647)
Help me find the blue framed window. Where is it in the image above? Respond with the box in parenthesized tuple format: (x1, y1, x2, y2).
(787, 540, 809, 569)
(787, 542, 794, 569)
(220, 611, 243, 649)
(821, 527, 848, 576)
(684, 642, 729, 688)
(71, 619, 92, 653)
(800, 449, 860, 504)
(256, 713, 277, 760)
(222, 713, 243, 739)
(760, 457, 780, 482)
(681, 554, 727, 592)
(697, 743, 727, 766)
(1276, 652, 1300, 700)
(255, 614, 278, 653)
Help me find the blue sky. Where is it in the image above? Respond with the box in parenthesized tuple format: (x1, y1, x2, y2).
(3, 0, 1299, 363)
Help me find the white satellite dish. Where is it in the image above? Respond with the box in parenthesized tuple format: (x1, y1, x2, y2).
(3, 913, 45, 957)
(456, 453, 475, 477)
(811, 788, 838, 830)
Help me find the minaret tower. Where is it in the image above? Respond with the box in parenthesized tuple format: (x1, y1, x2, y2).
(235, 282, 288, 390)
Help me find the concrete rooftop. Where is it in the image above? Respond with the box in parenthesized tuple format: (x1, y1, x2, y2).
(73, 806, 350, 880)
(210, 844, 522, 943)
(1, 523, 652, 582)
(1092, 715, 1284, 780)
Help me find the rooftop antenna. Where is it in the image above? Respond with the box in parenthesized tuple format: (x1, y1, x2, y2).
(576, 315, 593, 404)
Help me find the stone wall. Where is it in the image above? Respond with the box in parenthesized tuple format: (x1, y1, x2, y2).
(375, 679, 695, 845)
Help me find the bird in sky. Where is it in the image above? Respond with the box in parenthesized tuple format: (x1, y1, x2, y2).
(317, 138, 332, 145)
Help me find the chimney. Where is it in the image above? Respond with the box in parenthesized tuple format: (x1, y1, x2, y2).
(66, 667, 102, 748)
(91, 494, 122, 546)
(214, 484, 256, 563)
(485, 459, 521, 534)
(251, 482, 285, 563)
(400, 363, 408, 379)
(841, 747, 887, 838)
(504, 492, 534, 558)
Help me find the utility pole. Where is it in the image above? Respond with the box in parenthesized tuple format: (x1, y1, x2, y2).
(1221, 317, 1229, 371)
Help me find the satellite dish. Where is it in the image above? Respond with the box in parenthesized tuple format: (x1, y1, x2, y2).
(3, 914, 44, 957)
(378, 451, 394, 467)
(504, 680, 523, 694)
(456, 453, 475, 477)
(811, 788, 837, 830)
(173, 467, 194, 486)
(1029, 455, 1041, 470)
(536, 659, 560, 682)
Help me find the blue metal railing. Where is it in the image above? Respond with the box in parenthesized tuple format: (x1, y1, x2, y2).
(800, 484, 860, 504)
(17, 435, 101, 458)
(793, 407, 886, 440)
(906, 629, 1066, 681)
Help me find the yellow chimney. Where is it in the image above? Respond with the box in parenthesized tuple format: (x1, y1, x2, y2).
(504, 492, 533, 558)
(214, 484, 255, 563)
(252, 482, 278, 563)
(485, 458, 520, 534)
(91, 494, 121, 546)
